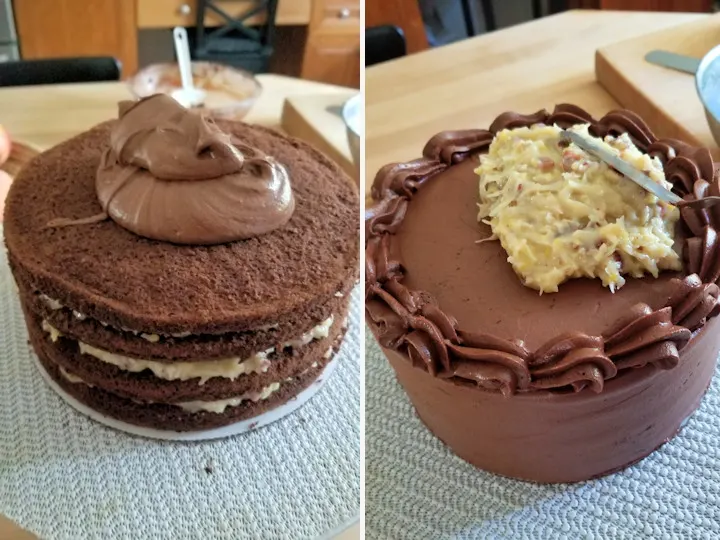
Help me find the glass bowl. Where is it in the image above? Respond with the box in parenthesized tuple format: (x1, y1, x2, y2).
(128, 62, 262, 120)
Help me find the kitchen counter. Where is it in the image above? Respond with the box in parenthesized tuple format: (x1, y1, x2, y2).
(364, 9, 704, 205)
(0, 74, 351, 152)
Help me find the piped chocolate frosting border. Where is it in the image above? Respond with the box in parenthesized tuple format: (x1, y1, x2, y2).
(366, 104, 720, 396)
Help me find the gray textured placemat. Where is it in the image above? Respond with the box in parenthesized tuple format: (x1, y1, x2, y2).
(0, 240, 360, 540)
(366, 330, 720, 540)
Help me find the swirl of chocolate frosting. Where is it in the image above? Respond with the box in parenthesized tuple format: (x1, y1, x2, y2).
(604, 305, 691, 371)
(423, 130, 495, 165)
(547, 104, 595, 128)
(365, 194, 408, 237)
(666, 275, 720, 330)
(529, 334, 615, 393)
(489, 110, 549, 133)
(366, 103, 720, 396)
(365, 235, 403, 286)
(596, 109, 655, 150)
(444, 330, 531, 395)
(371, 159, 447, 200)
(96, 94, 295, 244)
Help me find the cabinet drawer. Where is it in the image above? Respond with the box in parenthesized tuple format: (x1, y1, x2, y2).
(137, 0, 312, 29)
(314, 2, 360, 36)
(301, 33, 360, 87)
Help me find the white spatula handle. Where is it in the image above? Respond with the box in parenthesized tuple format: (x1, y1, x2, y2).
(173, 27, 194, 93)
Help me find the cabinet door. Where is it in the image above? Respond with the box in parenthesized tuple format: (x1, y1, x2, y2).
(136, 0, 312, 29)
(302, 36, 360, 88)
(301, 0, 359, 87)
(365, 0, 428, 53)
(13, 0, 137, 76)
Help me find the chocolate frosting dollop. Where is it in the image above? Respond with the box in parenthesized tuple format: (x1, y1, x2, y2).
(96, 94, 295, 244)
(366, 104, 720, 396)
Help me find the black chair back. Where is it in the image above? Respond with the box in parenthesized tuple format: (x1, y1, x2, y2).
(0, 57, 121, 87)
(192, 0, 278, 74)
(365, 26, 407, 67)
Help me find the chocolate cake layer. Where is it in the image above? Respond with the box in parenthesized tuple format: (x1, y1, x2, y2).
(21, 282, 349, 362)
(24, 299, 346, 402)
(4, 120, 359, 336)
(33, 329, 337, 431)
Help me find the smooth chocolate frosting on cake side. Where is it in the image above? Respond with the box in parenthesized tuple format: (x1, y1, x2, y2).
(366, 104, 720, 482)
(96, 94, 295, 244)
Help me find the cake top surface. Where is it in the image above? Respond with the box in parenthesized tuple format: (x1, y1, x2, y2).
(4, 117, 359, 332)
(366, 104, 720, 395)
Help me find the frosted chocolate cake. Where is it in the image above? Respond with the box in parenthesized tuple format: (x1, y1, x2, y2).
(366, 104, 720, 482)
(4, 94, 359, 431)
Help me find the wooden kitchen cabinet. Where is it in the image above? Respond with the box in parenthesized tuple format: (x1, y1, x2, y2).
(12, 0, 359, 87)
(301, 0, 360, 87)
(302, 35, 360, 88)
(13, 0, 138, 76)
(365, 0, 428, 54)
(136, 0, 312, 29)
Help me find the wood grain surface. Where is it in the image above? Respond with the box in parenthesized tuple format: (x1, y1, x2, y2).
(136, 0, 312, 29)
(281, 92, 358, 181)
(365, 10, 703, 205)
(13, 0, 139, 76)
(0, 74, 351, 152)
(365, 0, 428, 53)
(596, 14, 719, 157)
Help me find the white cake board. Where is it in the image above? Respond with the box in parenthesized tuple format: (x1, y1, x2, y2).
(32, 352, 339, 441)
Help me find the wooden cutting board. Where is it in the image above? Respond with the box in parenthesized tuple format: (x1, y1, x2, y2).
(280, 93, 358, 184)
(595, 14, 720, 158)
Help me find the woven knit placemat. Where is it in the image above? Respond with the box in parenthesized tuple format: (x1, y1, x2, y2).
(366, 330, 720, 539)
(0, 240, 360, 540)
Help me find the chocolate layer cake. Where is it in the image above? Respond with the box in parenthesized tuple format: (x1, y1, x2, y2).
(366, 104, 720, 483)
(4, 95, 359, 431)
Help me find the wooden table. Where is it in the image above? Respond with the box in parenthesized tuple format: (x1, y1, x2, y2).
(0, 73, 359, 540)
(0, 74, 350, 152)
(365, 9, 705, 205)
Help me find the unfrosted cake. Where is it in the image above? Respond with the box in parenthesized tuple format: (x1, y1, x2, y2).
(4, 94, 359, 431)
(366, 104, 720, 483)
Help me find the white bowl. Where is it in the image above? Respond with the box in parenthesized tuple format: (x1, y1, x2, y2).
(342, 94, 361, 172)
(128, 61, 262, 120)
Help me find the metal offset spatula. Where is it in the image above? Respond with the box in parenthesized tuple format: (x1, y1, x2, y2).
(560, 130, 720, 210)
(644, 50, 700, 75)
